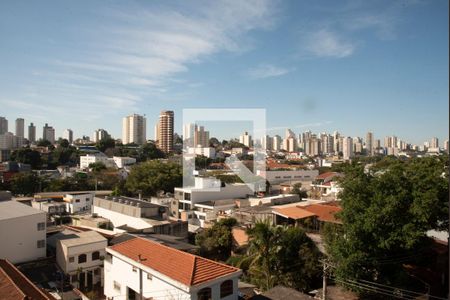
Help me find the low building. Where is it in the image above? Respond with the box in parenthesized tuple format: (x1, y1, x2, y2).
(47, 228, 108, 290)
(187, 147, 216, 159)
(112, 156, 136, 168)
(0, 259, 55, 300)
(0, 201, 47, 263)
(63, 192, 94, 214)
(93, 196, 187, 237)
(79, 153, 115, 169)
(104, 237, 242, 300)
(257, 170, 319, 184)
(31, 198, 67, 216)
(310, 172, 344, 199)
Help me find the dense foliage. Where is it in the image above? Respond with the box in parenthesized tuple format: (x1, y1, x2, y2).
(324, 156, 449, 293)
(125, 160, 182, 197)
(231, 222, 322, 292)
(195, 218, 238, 261)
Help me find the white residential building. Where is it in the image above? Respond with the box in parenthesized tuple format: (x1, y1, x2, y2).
(187, 147, 216, 159)
(113, 156, 136, 168)
(0, 201, 46, 263)
(63, 192, 95, 214)
(342, 137, 353, 161)
(122, 114, 147, 145)
(15, 118, 25, 138)
(104, 237, 242, 300)
(79, 153, 115, 169)
(43, 123, 55, 144)
(272, 135, 282, 151)
(93, 129, 110, 143)
(239, 132, 252, 147)
(63, 129, 74, 144)
(256, 170, 319, 184)
(48, 229, 107, 289)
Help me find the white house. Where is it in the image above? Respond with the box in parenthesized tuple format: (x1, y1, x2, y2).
(256, 169, 319, 184)
(80, 153, 115, 169)
(63, 192, 94, 214)
(113, 156, 136, 168)
(104, 237, 242, 300)
(48, 229, 108, 290)
(0, 201, 47, 263)
(187, 147, 216, 159)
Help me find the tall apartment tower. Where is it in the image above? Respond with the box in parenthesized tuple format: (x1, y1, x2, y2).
(43, 123, 55, 144)
(0, 117, 8, 134)
(63, 129, 74, 144)
(15, 118, 25, 138)
(430, 137, 439, 149)
(93, 129, 110, 143)
(122, 114, 147, 145)
(342, 137, 354, 161)
(272, 135, 281, 151)
(366, 132, 374, 156)
(155, 111, 174, 153)
(239, 132, 253, 148)
(28, 123, 36, 143)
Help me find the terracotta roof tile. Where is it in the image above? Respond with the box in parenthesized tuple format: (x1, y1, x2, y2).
(303, 204, 342, 224)
(0, 259, 54, 300)
(109, 237, 240, 287)
(316, 172, 340, 180)
(273, 207, 317, 220)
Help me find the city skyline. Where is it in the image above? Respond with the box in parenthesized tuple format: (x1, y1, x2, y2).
(0, 1, 448, 144)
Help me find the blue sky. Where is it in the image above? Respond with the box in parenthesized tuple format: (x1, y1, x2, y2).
(0, 0, 448, 145)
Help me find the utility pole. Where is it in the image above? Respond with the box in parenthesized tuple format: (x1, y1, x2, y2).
(321, 259, 332, 300)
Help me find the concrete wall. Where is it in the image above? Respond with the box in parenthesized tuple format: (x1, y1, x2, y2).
(0, 213, 46, 263)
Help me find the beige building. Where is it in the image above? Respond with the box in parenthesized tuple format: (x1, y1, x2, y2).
(43, 123, 55, 143)
(155, 110, 174, 153)
(15, 118, 24, 138)
(122, 114, 146, 145)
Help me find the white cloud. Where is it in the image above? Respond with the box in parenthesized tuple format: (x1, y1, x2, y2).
(303, 29, 356, 58)
(247, 64, 292, 79)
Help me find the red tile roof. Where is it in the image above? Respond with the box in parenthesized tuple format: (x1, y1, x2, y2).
(273, 206, 317, 220)
(0, 259, 55, 300)
(303, 204, 342, 224)
(109, 237, 240, 286)
(315, 172, 340, 180)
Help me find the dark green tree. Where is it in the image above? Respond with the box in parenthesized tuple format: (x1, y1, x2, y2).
(196, 218, 237, 261)
(291, 183, 308, 200)
(324, 156, 449, 292)
(140, 142, 165, 161)
(9, 172, 41, 196)
(96, 138, 116, 153)
(10, 148, 42, 169)
(125, 160, 182, 196)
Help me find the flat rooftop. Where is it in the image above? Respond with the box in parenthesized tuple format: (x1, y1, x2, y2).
(48, 229, 107, 248)
(34, 190, 111, 198)
(0, 201, 44, 221)
(99, 196, 163, 209)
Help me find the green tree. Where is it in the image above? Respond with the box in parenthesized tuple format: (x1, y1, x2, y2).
(9, 172, 41, 196)
(125, 160, 182, 196)
(291, 183, 308, 200)
(96, 138, 116, 153)
(88, 162, 107, 173)
(324, 156, 449, 293)
(140, 142, 165, 161)
(10, 148, 42, 169)
(232, 222, 321, 292)
(195, 218, 238, 261)
(59, 139, 70, 148)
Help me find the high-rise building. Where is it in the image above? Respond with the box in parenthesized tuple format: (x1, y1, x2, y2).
(272, 135, 281, 151)
(239, 132, 252, 147)
(15, 118, 24, 138)
(261, 135, 273, 151)
(92, 129, 110, 143)
(63, 129, 74, 144)
(366, 132, 373, 156)
(43, 123, 55, 144)
(0, 132, 21, 150)
(444, 140, 449, 153)
(28, 123, 36, 143)
(182, 123, 196, 146)
(195, 126, 209, 147)
(321, 134, 334, 154)
(122, 114, 147, 145)
(430, 137, 439, 149)
(155, 111, 174, 153)
(0, 117, 8, 134)
(304, 136, 320, 156)
(342, 137, 353, 161)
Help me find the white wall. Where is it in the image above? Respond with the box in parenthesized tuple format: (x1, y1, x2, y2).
(257, 170, 319, 183)
(65, 193, 94, 214)
(0, 213, 46, 263)
(92, 206, 151, 231)
(104, 250, 240, 300)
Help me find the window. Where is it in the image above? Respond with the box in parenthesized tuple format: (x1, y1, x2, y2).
(113, 281, 121, 291)
(69, 256, 75, 263)
(197, 287, 212, 300)
(78, 254, 87, 263)
(75, 199, 80, 203)
(94, 268, 100, 276)
(220, 280, 233, 298)
(132, 266, 137, 272)
(147, 273, 152, 280)
(92, 251, 100, 261)
(37, 240, 45, 248)
(86, 198, 90, 202)
(71, 275, 77, 282)
(37, 222, 45, 231)
(184, 193, 191, 200)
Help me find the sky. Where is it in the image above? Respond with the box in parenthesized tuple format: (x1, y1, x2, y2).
(0, 0, 448, 145)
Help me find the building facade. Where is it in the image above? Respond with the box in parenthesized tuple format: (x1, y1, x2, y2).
(122, 114, 147, 145)
(155, 111, 174, 153)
